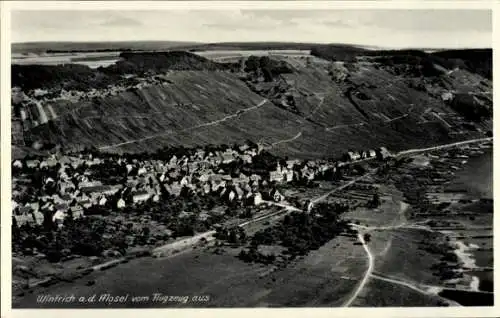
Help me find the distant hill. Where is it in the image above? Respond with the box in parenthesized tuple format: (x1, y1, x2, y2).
(12, 41, 201, 54)
(431, 49, 492, 79)
(310, 45, 492, 79)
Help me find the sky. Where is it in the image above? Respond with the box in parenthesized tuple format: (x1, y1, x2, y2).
(11, 9, 492, 49)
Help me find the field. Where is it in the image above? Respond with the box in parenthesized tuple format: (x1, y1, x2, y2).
(12, 52, 121, 68)
(352, 277, 445, 307)
(13, 233, 367, 308)
(12, 41, 200, 54)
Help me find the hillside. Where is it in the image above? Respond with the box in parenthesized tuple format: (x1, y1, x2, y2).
(11, 49, 492, 159)
(12, 51, 230, 92)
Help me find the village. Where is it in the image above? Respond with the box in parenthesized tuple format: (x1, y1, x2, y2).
(12, 141, 386, 230)
(11, 136, 396, 302)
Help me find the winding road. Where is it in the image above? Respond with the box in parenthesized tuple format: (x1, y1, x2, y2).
(396, 137, 492, 157)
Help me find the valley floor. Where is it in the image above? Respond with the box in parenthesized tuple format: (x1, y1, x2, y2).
(12, 139, 493, 308)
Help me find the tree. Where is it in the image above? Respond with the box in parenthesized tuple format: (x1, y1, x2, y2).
(363, 233, 371, 243)
(12, 217, 20, 241)
(245, 56, 260, 73)
(367, 193, 381, 208)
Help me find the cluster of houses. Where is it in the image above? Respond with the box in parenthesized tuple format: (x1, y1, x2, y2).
(342, 147, 392, 162)
(12, 144, 287, 228)
(12, 140, 393, 229)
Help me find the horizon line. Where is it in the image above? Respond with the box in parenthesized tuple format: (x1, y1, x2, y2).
(11, 40, 492, 51)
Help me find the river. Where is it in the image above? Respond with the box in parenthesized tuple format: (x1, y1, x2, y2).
(439, 148, 493, 305)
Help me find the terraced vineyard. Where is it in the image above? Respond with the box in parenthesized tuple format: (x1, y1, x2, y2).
(13, 49, 492, 160)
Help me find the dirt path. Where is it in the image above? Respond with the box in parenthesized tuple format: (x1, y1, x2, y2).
(305, 95, 325, 120)
(325, 122, 365, 132)
(342, 231, 373, 307)
(99, 99, 269, 150)
(263, 93, 325, 150)
(263, 131, 303, 150)
(384, 105, 414, 123)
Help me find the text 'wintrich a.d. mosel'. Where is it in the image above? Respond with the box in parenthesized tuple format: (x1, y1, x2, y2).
(36, 293, 210, 304)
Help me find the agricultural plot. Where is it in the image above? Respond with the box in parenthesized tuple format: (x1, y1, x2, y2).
(13, 234, 367, 308)
(351, 276, 445, 307)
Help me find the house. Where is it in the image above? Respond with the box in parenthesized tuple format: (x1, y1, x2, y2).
(80, 184, 121, 196)
(52, 210, 67, 227)
(159, 173, 167, 183)
(377, 147, 392, 160)
(345, 151, 361, 161)
(284, 170, 294, 182)
(286, 159, 300, 169)
(81, 200, 92, 209)
(29, 202, 40, 213)
(41, 201, 55, 212)
(301, 166, 315, 180)
(243, 183, 252, 193)
(54, 203, 69, 214)
(98, 196, 107, 206)
(78, 180, 102, 189)
(117, 198, 126, 209)
(13, 214, 34, 227)
(228, 190, 236, 202)
(203, 184, 211, 194)
(12, 160, 23, 169)
(32, 211, 44, 225)
(137, 167, 147, 176)
(270, 170, 284, 183)
(196, 149, 206, 158)
(237, 173, 250, 184)
(241, 154, 253, 164)
(270, 189, 284, 202)
(132, 191, 151, 204)
(26, 159, 40, 168)
(76, 192, 90, 203)
(250, 174, 262, 182)
(180, 175, 191, 187)
(235, 186, 244, 200)
(12, 200, 19, 212)
(46, 157, 58, 167)
(169, 155, 178, 165)
(198, 212, 210, 221)
(368, 149, 377, 158)
(178, 211, 193, 219)
(126, 164, 134, 174)
(70, 205, 84, 219)
(239, 144, 250, 152)
(168, 170, 180, 179)
(172, 182, 183, 196)
(199, 173, 211, 183)
(221, 152, 235, 164)
(254, 192, 263, 205)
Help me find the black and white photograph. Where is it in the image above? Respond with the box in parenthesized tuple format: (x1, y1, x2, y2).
(2, 1, 495, 312)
